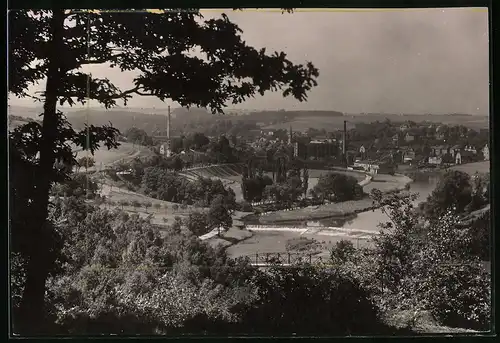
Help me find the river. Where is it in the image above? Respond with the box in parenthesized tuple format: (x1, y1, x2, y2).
(244, 173, 441, 232)
(339, 174, 440, 231)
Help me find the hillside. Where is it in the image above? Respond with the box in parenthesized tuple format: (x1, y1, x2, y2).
(8, 106, 489, 135)
(75, 142, 157, 170)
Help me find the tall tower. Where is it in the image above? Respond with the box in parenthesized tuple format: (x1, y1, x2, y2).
(289, 125, 293, 145)
(343, 120, 347, 167)
(166, 106, 171, 157)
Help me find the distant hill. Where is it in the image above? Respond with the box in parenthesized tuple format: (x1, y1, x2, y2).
(8, 106, 488, 134)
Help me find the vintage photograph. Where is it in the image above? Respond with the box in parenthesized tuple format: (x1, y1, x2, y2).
(8, 8, 491, 336)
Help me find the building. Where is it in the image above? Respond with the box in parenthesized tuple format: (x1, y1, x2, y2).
(431, 145, 449, 157)
(455, 150, 476, 165)
(428, 156, 442, 165)
(295, 140, 339, 160)
(359, 145, 366, 160)
(464, 145, 477, 154)
(482, 144, 490, 160)
(402, 148, 415, 163)
(404, 132, 415, 143)
(353, 160, 395, 175)
(450, 145, 462, 157)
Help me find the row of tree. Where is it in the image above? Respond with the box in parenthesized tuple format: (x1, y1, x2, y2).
(140, 166, 236, 208)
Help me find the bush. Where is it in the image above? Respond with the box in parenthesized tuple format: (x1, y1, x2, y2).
(238, 201, 253, 212)
(238, 266, 387, 335)
(420, 262, 491, 330)
(330, 240, 356, 262)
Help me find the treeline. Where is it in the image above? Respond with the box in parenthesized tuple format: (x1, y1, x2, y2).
(140, 166, 236, 208)
(242, 167, 362, 207)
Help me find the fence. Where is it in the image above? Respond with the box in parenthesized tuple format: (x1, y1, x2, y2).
(244, 252, 327, 266)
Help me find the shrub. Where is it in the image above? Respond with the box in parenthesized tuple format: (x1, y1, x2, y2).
(238, 201, 253, 212)
(330, 240, 356, 262)
(238, 266, 386, 335)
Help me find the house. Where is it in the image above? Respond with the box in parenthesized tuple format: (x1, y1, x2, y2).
(482, 144, 490, 161)
(428, 156, 442, 165)
(404, 132, 415, 143)
(359, 145, 366, 160)
(403, 149, 416, 163)
(399, 123, 410, 131)
(464, 145, 477, 154)
(455, 150, 476, 165)
(353, 160, 380, 173)
(450, 145, 462, 157)
(431, 145, 450, 157)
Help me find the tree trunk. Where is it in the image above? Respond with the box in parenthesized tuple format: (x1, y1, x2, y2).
(17, 10, 65, 335)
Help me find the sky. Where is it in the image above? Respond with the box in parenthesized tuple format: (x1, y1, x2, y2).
(9, 8, 489, 114)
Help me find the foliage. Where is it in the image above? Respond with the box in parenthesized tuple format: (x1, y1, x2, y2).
(141, 166, 235, 208)
(123, 127, 154, 146)
(238, 201, 253, 212)
(369, 190, 491, 330)
(208, 195, 233, 235)
(313, 172, 362, 202)
(239, 265, 385, 335)
(50, 173, 99, 198)
(241, 175, 273, 202)
(186, 211, 210, 236)
(77, 156, 96, 171)
(41, 200, 257, 334)
(423, 170, 472, 219)
(330, 240, 356, 263)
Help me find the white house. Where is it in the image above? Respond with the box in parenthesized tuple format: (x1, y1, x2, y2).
(428, 156, 442, 165)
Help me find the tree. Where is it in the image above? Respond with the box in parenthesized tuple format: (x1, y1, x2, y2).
(423, 170, 472, 220)
(171, 156, 184, 171)
(143, 201, 152, 212)
(192, 132, 210, 150)
(370, 189, 491, 330)
(123, 127, 153, 146)
(186, 211, 210, 236)
(208, 195, 233, 236)
(302, 167, 309, 197)
(313, 172, 361, 202)
(77, 156, 95, 172)
(118, 199, 128, 210)
(131, 200, 141, 211)
(153, 203, 162, 212)
(9, 9, 318, 333)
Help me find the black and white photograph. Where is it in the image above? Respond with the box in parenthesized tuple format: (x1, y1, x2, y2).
(8, 7, 492, 336)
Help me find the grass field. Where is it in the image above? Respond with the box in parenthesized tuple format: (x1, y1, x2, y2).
(225, 230, 374, 259)
(450, 161, 490, 175)
(76, 142, 156, 170)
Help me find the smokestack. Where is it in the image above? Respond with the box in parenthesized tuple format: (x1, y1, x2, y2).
(166, 106, 171, 157)
(343, 120, 347, 167)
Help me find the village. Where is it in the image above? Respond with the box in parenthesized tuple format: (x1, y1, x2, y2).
(232, 119, 490, 174)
